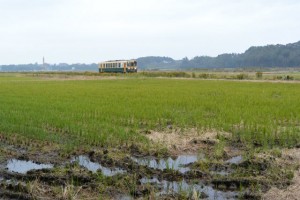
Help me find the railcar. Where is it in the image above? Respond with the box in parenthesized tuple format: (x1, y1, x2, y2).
(99, 60, 137, 73)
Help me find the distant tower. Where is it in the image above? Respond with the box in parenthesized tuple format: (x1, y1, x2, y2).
(43, 57, 46, 71)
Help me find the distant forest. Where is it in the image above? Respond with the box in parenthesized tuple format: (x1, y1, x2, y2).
(138, 41, 300, 69)
(1, 41, 300, 71)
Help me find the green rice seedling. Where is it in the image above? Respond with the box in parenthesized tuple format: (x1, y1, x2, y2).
(213, 140, 226, 159)
(0, 74, 299, 151)
(270, 148, 282, 158)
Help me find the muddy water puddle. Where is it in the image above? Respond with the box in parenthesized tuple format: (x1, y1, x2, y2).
(226, 155, 243, 164)
(72, 155, 126, 176)
(141, 177, 238, 199)
(133, 154, 242, 199)
(2, 154, 244, 199)
(132, 154, 202, 173)
(6, 159, 53, 174)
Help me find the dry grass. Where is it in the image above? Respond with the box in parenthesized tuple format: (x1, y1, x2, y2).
(144, 128, 231, 155)
(263, 148, 300, 200)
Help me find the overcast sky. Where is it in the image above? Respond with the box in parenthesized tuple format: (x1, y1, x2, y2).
(0, 0, 300, 64)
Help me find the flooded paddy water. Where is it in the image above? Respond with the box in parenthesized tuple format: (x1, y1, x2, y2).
(0, 136, 297, 200)
(72, 155, 126, 176)
(0, 152, 247, 199)
(6, 159, 53, 174)
(140, 178, 238, 199)
(131, 154, 240, 199)
(225, 156, 243, 165)
(131, 154, 201, 173)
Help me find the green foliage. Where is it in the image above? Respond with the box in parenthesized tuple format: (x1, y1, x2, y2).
(181, 41, 300, 68)
(236, 74, 248, 80)
(139, 71, 191, 78)
(256, 72, 263, 79)
(213, 140, 226, 159)
(0, 76, 299, 149)
(284, 75, 294, 80)
(191, 72, 196, 78)
(270, 148, 282, 158)
(198, 73, 209, 79)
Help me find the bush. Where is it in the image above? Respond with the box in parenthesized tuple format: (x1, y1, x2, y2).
(256, 72, 263, 79)
(140, 71, 191, 78)
(284, 75, 294, 80)
(198, 73, 209, 79)
(236, 74, 248, 80)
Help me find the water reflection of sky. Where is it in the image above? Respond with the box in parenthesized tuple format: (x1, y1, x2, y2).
(72, 155, 125, 176)
(132, 155, 200, 173)
(7, 159, 53, 174)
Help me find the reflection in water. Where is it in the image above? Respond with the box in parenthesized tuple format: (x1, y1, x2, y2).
(226, 156, 243, 164)
(132, 155, 201, 173)
(72, 155, 125, 176)
(141, 177, 238, 199)
(7, 159, 53, 174)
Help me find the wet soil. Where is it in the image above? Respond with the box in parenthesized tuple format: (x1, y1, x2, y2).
(1, 130, 298, 199)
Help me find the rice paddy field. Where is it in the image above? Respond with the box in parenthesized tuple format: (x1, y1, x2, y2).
(0, 72, 300, 199)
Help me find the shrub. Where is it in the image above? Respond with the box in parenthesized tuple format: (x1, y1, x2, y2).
(284, 75, 294, 80)
(236, 74, 248, 80)
(256, 72, 263, 79)
(198, 73, 209, 79)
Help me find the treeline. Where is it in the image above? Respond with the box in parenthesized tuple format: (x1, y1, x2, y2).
(139, 41, 300, 69)
(184, 41, 300, 68)
(1, 41, 300, 71)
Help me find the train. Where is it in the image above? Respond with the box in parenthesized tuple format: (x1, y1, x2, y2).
(99, 60, 137, 73)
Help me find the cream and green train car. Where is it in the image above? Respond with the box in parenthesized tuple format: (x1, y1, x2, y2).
(99, 60, 137, 73)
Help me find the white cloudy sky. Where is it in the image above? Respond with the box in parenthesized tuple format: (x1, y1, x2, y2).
(0, 0, 300, 64)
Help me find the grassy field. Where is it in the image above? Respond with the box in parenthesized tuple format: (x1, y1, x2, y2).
(1, 73, 300, 199)
(0, 73, 299, 149)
